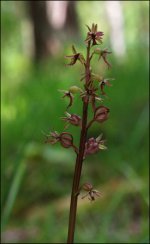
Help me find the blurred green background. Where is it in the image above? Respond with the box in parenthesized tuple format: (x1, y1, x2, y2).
(1, 1, 149, 243)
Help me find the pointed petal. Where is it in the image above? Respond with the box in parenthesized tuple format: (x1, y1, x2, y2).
(92, 23, 95, 32)
(58, 89, 68, 93)
(65, 55, 75, 58)
(105, 80, 112, 86)
(96, 31, 104, 37)
(95, 96, 103, 102)
(94, 24, 97, 33)
(96, 134, 103, 142)
(72, 45, 77, 54)
(85, 24, 91, 32)
(85, 36, 92, 43)
(65, 111, 71, 118)
(78, 54, 85, 65)
(99, 144, 107, 150)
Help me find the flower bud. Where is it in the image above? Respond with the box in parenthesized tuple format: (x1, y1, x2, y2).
(60, 132, 73, 148)
(46, 131, 74, 149)
(69, 114, 81, 126)
(82, 182, 93, 191)
(62, 112, 82, 127)
(69, 86, 83, 94)
(94, 106, 109, 123)
(94, 48, 101, 54)
(45, 131, 59, 144)
(91, 73, 103, 82)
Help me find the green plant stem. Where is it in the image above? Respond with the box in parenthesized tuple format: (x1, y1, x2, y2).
(67, 42, 91, 243)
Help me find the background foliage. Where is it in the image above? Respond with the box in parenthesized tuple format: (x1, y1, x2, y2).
(1, 1, 149, 243)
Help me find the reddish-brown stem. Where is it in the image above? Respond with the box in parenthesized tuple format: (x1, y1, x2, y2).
(67, 42, 91, 243)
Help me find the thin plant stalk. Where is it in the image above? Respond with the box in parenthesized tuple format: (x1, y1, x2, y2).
(67, 43, 91, 243)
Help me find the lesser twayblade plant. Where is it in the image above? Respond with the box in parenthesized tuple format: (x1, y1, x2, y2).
(46, 23, 114, 243)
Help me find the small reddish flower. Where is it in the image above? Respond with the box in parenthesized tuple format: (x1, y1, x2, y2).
(94, 48, 112, 68)
(61, 112, 82, 127)
(85, 23, 104, 46)
(45, 131, 73, 148)
(84, 137, 99, 155)
(45, 131, 60, 144)
(94, 105, 109, 123)
(100, 49, 112, 68)
(90, 74, 113, 95)
(80, 182, 102, 202)
(80, 87, 102, 110)
(100, 78, 113, 95)
(59, 90, 74, 109)
(84, 134, 107, 156)
(65, 45, 85, 66)
(82, 182, 93, 192)
(60, 132, 73, 148)
(63, 91, 74, 109)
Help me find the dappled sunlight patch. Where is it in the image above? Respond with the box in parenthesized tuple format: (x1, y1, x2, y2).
(1, 104, 17, 122)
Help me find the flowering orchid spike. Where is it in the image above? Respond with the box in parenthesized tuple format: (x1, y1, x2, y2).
(47, 23, 115, 243)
